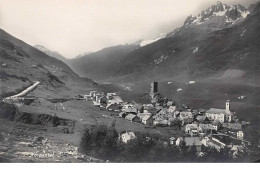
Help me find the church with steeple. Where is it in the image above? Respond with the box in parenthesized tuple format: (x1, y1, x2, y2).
(205, 100, 234, 123)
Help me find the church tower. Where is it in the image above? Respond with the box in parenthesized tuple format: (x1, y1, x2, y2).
(226, 100, 230, 111)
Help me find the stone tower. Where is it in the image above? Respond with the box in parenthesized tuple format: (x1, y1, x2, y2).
(151, 82, 158, 93)
(150, 82, 158, 99)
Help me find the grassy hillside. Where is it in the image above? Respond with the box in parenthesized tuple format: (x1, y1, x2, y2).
(0, 29, 96, 99)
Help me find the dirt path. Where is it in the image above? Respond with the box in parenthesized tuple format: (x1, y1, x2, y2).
(5, 81, 40, 99)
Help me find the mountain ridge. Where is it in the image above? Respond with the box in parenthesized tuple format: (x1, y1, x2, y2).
(58, 1, 260, 87)
(34, 45, 68, 63)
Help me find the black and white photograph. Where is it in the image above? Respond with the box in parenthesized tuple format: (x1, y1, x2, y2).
(0, 0, 260, 164)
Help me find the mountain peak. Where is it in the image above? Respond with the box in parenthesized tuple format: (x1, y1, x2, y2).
(183, 2, 249, 27)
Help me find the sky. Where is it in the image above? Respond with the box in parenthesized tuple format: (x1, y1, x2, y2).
(0, 0, 257, 58)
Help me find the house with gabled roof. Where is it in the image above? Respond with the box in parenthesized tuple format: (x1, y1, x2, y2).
(107, 96, 123, 106)
(176, 137, 202, 152)
(106, 92, 116, 99)
(137, 112, 152, 120)
(121, 103, 135, 111)
(141, 114, 153, 125)
(166, 101, 174, 106)
(198, 124, 218, 132)
(124, 107, 138, 114)
(196, 115, 210, 123)
(237, 131, 244, 139)
(180, 111, 193, 119)
(106, 103, 120, 111)
(125, 114, 141, 123)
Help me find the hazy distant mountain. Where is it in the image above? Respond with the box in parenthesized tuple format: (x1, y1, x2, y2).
(68, 43, 140, 79)
(68, 32, 168, 79)
(34, 45, 68, 63)
(74, 52, 93, 59)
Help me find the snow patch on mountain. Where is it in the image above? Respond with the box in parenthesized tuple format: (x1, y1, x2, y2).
(239, 10, 250, 18)
(215, 10, 227, 16)
(192, 47, 199, 54)
(154, 54, 168, 65)
(240, 29, 247, 36)
(34, 45, 52, 53)
(140, 33, 167, 47)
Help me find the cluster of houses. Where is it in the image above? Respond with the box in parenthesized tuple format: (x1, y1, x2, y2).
(84, 83, 249, 155)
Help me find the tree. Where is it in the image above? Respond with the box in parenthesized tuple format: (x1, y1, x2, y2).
(171, 119, 182, 130)
(201, 146, 233, 162)
(79, 124, 119, 161)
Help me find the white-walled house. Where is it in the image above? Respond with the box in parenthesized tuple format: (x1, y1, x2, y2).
(121, 132, 136, 143)
(169, 137, 177, 145)
(121, 104, 135, 111)
(237, 131, 244, 139)
(202, 137, 226, 151)
(185, 124, 199, 134)
(90, 91, 97, 97)
(167, 106, 176, 113)
(205, 109, 226, 123)
(198, 124, 218, 132)
(106, 92, 116, 99)
(107, 96, 123, 105)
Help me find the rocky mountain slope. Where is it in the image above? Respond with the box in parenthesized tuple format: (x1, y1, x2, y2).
(34, 45, 68, 63)
(68, 1, 258, 84)
(183, 1, 249, 27)
(110, 1, 260, 85)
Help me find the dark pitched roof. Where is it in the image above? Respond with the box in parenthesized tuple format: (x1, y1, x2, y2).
(125, 114, 138, 120)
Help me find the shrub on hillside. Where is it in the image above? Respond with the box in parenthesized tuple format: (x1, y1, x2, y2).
(79, 124, 259, 162)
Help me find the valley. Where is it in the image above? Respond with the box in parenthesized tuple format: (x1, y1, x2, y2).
(1, 1, 260, 163)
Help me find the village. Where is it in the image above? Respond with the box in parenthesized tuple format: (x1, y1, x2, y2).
(84, 82, 251, 157)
